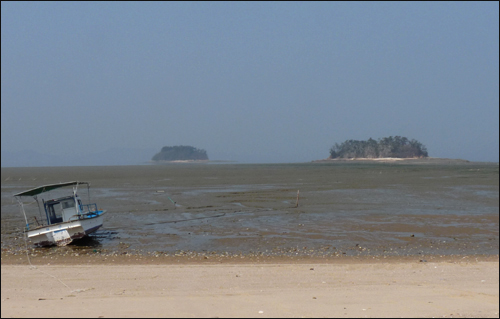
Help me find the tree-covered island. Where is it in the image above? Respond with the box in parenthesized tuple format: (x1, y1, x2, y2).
(152, 145, 209, 161)
(329, 136, 428, 159)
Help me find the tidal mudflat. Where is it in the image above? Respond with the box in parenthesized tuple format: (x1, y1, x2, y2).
(2, 161, 498, 259)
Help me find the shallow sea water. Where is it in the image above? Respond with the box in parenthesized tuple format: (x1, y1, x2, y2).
(1, 162, 498, 257)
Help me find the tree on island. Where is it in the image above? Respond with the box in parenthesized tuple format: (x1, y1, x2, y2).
(329, 136, 428, 159)
(152, 145, 209, 161)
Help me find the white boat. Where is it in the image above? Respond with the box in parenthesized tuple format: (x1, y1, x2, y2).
(14, 181, 107, 247)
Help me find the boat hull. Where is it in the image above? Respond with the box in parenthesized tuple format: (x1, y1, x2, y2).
(27, 211, 106, 247)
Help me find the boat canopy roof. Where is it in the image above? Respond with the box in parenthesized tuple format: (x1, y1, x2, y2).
(14, 181, 89, 197)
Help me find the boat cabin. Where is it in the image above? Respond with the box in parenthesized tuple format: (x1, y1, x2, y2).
(44, 194, 83, 225)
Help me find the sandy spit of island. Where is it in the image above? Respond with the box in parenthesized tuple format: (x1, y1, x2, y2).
(311, 157, 491, 164)
(1, 255, 498, 318)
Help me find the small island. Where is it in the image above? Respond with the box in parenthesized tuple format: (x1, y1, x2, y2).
(328, 136, 428, 159)
(151, 145, 208, 162)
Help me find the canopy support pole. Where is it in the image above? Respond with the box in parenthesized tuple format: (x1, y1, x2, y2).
(16, 197, 29, 231)
(34, 196, 44, 224)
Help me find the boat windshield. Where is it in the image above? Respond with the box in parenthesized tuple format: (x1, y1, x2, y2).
(47, 202, 63, 224)
(61, 198, 75, 209)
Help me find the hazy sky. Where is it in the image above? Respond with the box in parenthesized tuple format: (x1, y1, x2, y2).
(2, 2, 499, 164)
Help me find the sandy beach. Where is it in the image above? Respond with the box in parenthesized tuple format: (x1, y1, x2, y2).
(1, 255, 499, 318)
